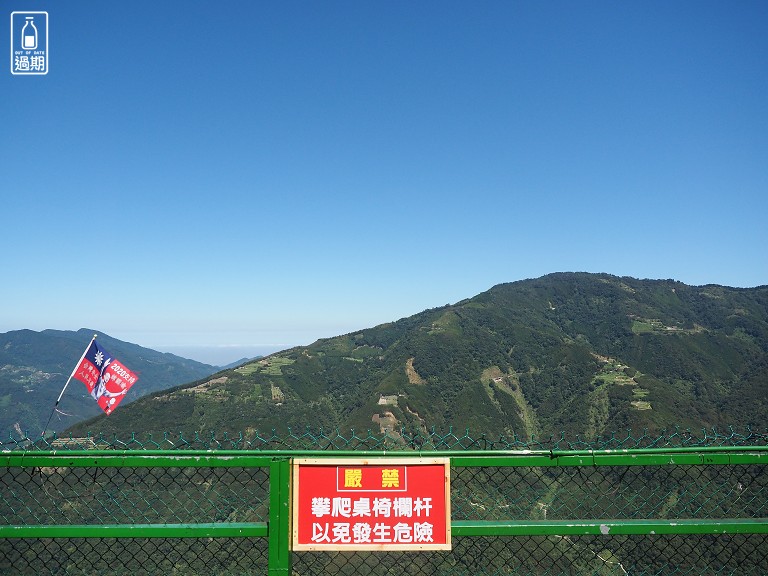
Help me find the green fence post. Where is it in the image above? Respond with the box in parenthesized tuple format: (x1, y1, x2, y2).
(269, 457, 292, 576)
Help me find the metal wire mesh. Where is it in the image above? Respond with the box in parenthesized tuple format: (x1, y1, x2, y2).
(1, 428, 766, 575)
(1, 537, 268, 575)
(0, 466, 269, 526)
(291, 534, 768, 575)
(3, 534, 766, 575)
(451, 464, 767, 521)
(3, 425, 766, 452)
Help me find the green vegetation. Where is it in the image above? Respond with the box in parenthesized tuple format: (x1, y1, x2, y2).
(235, 356, 295, 376)
(0, 328, 218, 439)
(631, 319, 657, 334)
(64, 273, 767, 442)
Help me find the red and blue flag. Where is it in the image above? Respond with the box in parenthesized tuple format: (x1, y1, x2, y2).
(72, 340, 138, 415)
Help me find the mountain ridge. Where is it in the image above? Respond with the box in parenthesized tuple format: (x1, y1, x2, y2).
(0, 328, 219, 439)
(65, 273, 767, 441)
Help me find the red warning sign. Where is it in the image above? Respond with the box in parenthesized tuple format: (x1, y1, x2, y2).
(293, 458, 451, 551)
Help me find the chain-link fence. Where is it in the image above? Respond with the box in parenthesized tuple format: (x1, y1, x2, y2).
(3, 424, 766, 452)
(291, 534, 768, 576)
(1, 427, 767, 575)
(2, 465, 269, 525)
(4, 537, 268, 576)
(450, 463, 767, 521)
(1, 454, 274, 575)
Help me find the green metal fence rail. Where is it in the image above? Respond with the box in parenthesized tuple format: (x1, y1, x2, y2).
(1, 429, 767, 575)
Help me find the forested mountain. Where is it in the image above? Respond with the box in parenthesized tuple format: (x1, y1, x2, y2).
(0, 328, 218, 439)
(68, 273, 768, 440)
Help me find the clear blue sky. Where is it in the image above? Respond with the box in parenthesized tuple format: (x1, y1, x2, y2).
(3, 1, 767, 364)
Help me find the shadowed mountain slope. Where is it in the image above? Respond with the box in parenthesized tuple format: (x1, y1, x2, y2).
(1, 328, 218, 438)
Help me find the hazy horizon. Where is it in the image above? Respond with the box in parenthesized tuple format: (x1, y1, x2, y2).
(153, 344, 291, 367)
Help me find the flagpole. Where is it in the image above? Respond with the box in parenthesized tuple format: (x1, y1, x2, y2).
(40, 333, 98, 439)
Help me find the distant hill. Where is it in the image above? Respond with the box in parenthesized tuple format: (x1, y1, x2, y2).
(0, 328, 218, 439)
(67, 273, 768, 441)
